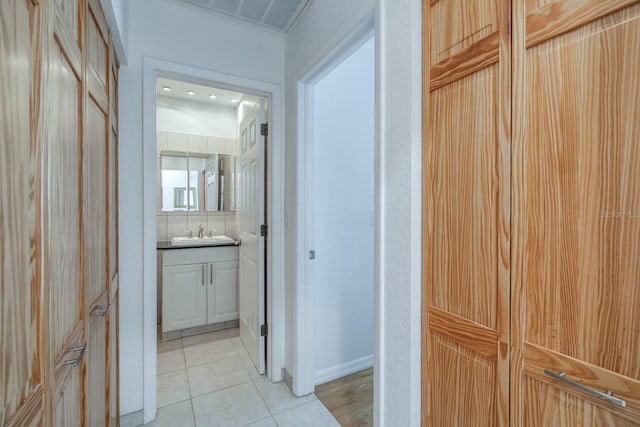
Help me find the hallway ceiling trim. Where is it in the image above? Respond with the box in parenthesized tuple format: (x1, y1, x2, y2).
(178, 0, 311, 33)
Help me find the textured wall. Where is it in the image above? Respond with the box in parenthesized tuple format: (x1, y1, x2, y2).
(375, 0, 423, 425)
(282, 0, 375, 389)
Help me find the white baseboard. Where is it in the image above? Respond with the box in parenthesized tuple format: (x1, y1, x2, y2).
(314, 354, 374, 385)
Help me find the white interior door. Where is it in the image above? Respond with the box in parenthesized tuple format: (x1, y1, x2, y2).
(238, 98, 267, 374)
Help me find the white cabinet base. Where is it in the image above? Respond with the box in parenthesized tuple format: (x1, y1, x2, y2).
(161, 246, 239, 335)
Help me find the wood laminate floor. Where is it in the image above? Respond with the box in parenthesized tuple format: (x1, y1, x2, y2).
(315, 368, 373, 427)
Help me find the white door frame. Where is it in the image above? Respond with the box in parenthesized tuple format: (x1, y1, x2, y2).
(141, 57, 285, 422)
(293, 16, 375, 396)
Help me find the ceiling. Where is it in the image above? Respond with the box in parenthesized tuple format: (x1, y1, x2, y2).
(178, 0, 311, 32)
(156, 78, 261, 107)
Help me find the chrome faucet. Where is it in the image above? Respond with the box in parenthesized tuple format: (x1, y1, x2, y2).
(198, 224, 205, 238)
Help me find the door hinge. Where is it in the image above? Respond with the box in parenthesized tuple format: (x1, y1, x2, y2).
(260, 224, 268, 237)
(260, 324, 268, 337)
(260, 123, 268, 136)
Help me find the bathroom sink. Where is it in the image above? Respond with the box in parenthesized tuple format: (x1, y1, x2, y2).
(171, 235, 235, 247)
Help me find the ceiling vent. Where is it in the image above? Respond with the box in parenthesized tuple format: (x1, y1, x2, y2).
(179, 0, 311, 33)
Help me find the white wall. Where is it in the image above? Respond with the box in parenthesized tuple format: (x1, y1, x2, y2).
(100, 0, 129, 63)
(283, 0, 375, 388)
(118, 0, 284, 416)
(156, 96, 237, 138)
(375, 0, 423, 425)
(311, 38, 374, 383)
(285, 0, 423, 424)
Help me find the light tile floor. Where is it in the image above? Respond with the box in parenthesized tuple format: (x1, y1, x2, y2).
(150, 328, 340, 427)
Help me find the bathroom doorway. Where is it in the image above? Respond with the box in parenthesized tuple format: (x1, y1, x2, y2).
(141, 57, 286, 423)
(153, 77, 269, 407)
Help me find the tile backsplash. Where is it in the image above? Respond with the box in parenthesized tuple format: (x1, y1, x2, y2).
(156, 211, 239, 241)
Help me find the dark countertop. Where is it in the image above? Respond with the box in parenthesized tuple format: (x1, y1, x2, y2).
(157, 240, 240, 250)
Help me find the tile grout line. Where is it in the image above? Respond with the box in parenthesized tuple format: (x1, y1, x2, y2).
(180, 337, 198, 426)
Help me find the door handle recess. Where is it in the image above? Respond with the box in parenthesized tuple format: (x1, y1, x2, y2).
(544, 369, 626, 408)
(210, 264, 213, 285)
(202, 265, 205, 286)
(62, 344, 87, 368)
(90, 304, 110, 317)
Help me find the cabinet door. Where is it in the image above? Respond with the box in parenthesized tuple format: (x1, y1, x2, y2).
(163, 264, 207, 332)
(208, 261, 239, 323)
(513, 1, 640, 424)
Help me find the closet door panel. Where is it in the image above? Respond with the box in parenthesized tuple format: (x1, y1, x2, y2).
(513, 0, 640, 424)
(429, 66, 498, 329)
(108, 286, 119, 427)
(53, 368, 82, 427)
(430, 0, 498, 63)
(429, 0, 500, 89)
(524, 7, 640, 377)
(109, 110, 118, 283)
(86, 0, 108, 108)
(84, 1, 111, 424)
(524, 376, 640, 427)
(0, 0, 42, 425)
(427, 62, 500, 427)
(53, 0, 80, 45)
(86, 296, 108, 427)
(423, 0, 511, 425)
(108, 40, 120, 426)
(430, 332, 497, 426)
(85, 98, 109, 305)
(47, 22, 84, 427)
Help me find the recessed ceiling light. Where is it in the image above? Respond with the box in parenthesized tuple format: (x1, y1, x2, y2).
(187, 90, 195, 96)
(209, 94, 217, 99)
(229, 98, 238, 103)
(162, 86, 171, 92)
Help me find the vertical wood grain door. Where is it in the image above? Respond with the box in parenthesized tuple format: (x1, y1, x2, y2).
(422, 0, 511, 425)
(108, 36, 120, 427)
(84, 0, 111, 424)
(512, 1, 640, 425)
(237, 99, 267, 375)
(45, 0, 86, 424)
(0, 0, 43, 425)
(2, 0, 117, 425)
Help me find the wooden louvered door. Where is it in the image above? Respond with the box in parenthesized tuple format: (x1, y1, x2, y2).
(84, 0, 112, 424)
(422, 0, 511, 425)
(512, 1, 640, 425)
(0, 0, 43, 425)
(44, 0, 87, 425)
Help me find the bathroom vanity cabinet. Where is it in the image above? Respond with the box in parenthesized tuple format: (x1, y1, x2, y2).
(162, 245, 239, 333)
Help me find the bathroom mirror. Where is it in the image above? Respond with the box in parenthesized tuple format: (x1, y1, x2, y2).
(160, 151, 236, 212)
